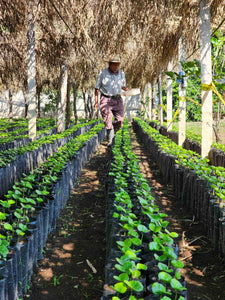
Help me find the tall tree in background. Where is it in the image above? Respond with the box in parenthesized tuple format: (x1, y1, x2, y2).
(27, 0, 37, 140)
(72, 81, 78, 124)
(57, 62, 68, 133)
(9, 90, 13, 122)
(66, 75, 71, 128)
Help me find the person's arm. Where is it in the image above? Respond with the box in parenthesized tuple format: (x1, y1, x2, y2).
(94, 88, 99, 110)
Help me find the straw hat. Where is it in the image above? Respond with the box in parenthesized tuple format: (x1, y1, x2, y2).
(104, 56, 121, 63)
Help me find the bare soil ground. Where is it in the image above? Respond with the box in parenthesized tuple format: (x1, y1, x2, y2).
(25, 143, 109, 300)
(25, 129, 225, 300)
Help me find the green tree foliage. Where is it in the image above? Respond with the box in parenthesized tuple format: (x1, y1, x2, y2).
(163, 30, 225, 122)
(42, 90, 59, 117)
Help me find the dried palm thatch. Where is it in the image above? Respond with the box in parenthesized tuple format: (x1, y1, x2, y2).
(0, 0, 224, 93)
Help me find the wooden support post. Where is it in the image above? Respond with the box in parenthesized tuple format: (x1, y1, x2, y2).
(147, 82, 152, 120)
(152, 81, 156, 120)
(57, 62, 68, 133)
(167, 61, 173, 131)
(27, 0, 37, 140)
(200, 0, 213, 158)
(72, 81, 78, 124)
(9, 90, 13, 122)
(178, 38, 186, 146)
(66, 76, 71, 128)
(141, 87, 146, 118)
(158, 70, 163, 126)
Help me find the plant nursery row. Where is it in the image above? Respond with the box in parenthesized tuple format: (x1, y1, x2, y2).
(0, 118, 81, 150)
(0, 118, 55, 133)
(147, 121, 225, 168)
(0, 119, 100, 197)
(102, 121, 186, 300)
(133, 118, 225, 257)
(0, 121, 105, 300)
(0, 118, 57, 151)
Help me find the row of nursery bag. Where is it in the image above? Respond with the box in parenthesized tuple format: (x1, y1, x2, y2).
(102, 121, 186, 300)
(146, 120, 225, 168)
(0, 122, 105, 300)
(0, 120, 101, 197)
(133, 117, 225, 258)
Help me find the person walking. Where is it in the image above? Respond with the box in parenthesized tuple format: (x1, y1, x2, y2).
(94, 56, 128, 146)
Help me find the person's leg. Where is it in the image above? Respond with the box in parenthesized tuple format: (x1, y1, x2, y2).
(100, 96, 114, 145)
(100, 96, 113, 130)
(112, 98, 124, 132)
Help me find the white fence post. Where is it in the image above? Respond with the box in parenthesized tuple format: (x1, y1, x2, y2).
(158, 70, 163, 126)
(200, 0, 213, 158)
(178, 38, 186, 146)
(27, 0, 37, 140)
(57, 62, 68, 133)
(167, 61, 173, 131)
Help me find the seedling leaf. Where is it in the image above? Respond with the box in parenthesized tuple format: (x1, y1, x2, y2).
(112, 282, 127, 293)
(124, 280, 143, 292)
(158, 272, 172, 283)
(170, 278, 186, 291)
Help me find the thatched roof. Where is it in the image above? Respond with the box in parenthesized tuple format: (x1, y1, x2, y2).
(0, 0, 225, 92)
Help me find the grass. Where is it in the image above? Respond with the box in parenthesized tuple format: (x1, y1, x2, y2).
(171, 120, 225, 144)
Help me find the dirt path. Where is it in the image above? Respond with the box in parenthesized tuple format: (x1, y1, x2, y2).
(130, 127, 225, 300)
(25, 143, 109, 300)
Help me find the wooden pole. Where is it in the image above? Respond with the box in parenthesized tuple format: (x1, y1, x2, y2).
(152, 81, 156, 120)
(147, 82, 152, 120)
(72, 81, 78, 124)
(27, 0, 37, 140)
(142, 84, 148, 118)
(57, 62, 68, 133)
(83, 91, 88, 122)
(37, 87, 41, 118)
(66, 75, 71, 128)
(9, 90, 13, 122)
(158, 70, 163, 126)
(167, 61, 173, 131)
(200, 0, 213, 158)
(178, 38, 186, 146)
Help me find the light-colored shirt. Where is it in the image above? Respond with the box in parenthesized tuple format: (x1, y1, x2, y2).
(95, 68, 126, 96)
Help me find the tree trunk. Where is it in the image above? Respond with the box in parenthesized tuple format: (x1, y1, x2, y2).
(213, 102, 221, 143)
(151, 81, 156, 120)
(72, 81, 78, 124)
(178, 37, 186, 147)
(147, 82, 152, 120)
(37, 87, 41, 118)
(87, 93, 93, 120)
(27, 0, 37, 140)
(23, 89, 28, 119)
(9, 90, 13, 122)
(66, 76, 71, 128)
(158, 70, 163, 126)
(141, 87, 147, 119)
(167, 61, 173, 131)
(83, 92, 88, 122)
(200, 0, 213, 158)
(57, 62, 68, 133)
